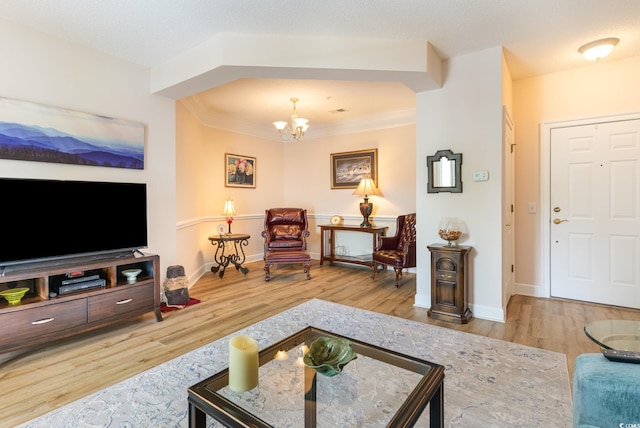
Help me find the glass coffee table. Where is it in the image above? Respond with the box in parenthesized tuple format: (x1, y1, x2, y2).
(584, 320, 640, 351)
(188, 326, 445, 427)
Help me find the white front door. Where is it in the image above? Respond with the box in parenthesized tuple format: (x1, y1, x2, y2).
(550, 118, 640, 308)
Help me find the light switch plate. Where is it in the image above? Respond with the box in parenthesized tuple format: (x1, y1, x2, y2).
(473, 171, 489, 181)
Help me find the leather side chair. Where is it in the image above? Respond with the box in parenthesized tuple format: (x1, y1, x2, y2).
(372, 213, 416, 287)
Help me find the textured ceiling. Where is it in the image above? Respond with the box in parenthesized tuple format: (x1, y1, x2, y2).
(2, 0, 639, 137)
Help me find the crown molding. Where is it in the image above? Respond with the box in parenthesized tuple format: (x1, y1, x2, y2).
(180, 97, 415, 140)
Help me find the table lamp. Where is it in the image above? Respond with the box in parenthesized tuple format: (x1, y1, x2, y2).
(222, 198, 236, 234)
(353, 178, 382, 228)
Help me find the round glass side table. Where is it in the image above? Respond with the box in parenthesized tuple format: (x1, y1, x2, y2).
(584, 320, 640, 351)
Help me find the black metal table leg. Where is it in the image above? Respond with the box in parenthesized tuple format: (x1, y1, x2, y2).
(208, 234, 251, 278)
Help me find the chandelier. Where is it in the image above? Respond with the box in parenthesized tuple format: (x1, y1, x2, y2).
(273, 98, 309, 142)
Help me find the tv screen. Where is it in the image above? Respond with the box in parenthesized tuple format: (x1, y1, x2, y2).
(0, 178, 148, 267)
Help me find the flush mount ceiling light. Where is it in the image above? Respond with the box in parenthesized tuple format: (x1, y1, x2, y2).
(273, 98, 309, 142)
(578, 38, 619, 61)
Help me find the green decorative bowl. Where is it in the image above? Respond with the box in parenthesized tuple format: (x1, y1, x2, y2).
(0, 287, 30, 306)
(303, 336, 357, 376)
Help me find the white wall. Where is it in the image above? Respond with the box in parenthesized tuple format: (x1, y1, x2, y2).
(416, 47, 506, 321)
(283, 126, 416, 216)
(176, 102, 285, 280)
(0, 19, 177, 278)
(284, 125, 417, 257)
(513, 55, 640, 296)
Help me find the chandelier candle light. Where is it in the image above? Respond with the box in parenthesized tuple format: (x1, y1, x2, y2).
(222, 198, 236, 234)
(273, 97, 309, 142)
(353, 178, 382, 228)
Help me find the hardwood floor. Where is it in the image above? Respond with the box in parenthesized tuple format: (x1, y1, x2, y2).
(1, 260, 638, 427)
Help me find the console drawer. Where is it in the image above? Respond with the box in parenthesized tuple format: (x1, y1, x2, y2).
(0, 299, 88, 346)
(88, 283, 154, 323)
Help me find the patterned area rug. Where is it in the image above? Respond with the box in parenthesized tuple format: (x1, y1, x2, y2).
(19, 299, 572, 427)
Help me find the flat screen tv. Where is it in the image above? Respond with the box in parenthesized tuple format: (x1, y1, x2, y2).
(0, 178, 148, 267)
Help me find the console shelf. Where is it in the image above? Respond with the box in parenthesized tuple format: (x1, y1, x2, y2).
(0, 253, 162, 353)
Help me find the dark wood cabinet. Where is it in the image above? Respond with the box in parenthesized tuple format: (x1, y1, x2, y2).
(427, 244, 472, 324)
(87, 282, 156, 323)
(6, 299, 88, 345)
(0, 253, 162, 353)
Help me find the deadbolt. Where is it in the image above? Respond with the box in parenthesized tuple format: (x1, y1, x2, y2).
(553, 207, 561, 213)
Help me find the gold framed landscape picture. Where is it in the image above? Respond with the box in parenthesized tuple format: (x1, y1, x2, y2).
(330, 149, 377, 189)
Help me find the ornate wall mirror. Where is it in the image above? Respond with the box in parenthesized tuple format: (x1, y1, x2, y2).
(427, 149, 462, 193)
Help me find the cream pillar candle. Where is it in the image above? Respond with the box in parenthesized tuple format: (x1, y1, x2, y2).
(228, 335, 259, 392)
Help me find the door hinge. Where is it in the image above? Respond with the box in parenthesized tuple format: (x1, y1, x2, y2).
(511, 264, 514, 273)
(511, 204, 514, 213)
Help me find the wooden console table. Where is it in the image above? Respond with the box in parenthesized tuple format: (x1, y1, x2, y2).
(318, 224, 388, 269)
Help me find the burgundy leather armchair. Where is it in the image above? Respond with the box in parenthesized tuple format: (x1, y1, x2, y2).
(261, 208, 310, 252)
(372, 213, 416, 287)
(261, 208, 312, 281)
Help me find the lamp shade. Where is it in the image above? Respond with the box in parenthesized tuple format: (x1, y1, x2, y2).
(352, 178, 382, 198)
(294, 117, 309, 128)
(222, 198, 236, 234)
(222, 198, 236, 217)
(273, 121, 287, 131)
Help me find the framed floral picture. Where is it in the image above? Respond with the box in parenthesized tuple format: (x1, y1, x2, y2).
(330, 149, 378, 189)
(225, 153, 256, 188)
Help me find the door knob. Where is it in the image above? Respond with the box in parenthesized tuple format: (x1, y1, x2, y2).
(553, 218, 568, 224)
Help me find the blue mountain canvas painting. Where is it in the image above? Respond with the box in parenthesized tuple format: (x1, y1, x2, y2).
(0, 97, 145, 169)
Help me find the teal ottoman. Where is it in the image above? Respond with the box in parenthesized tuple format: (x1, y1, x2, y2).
(573, 353, 640, 428)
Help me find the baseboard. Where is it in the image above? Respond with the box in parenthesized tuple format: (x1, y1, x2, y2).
(414, 293, 505, 323)
(470, 303, 505, 323)
(414, 293, 430, 309)
(187, 265, 207, 288)
(514, 282, 545, 298)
